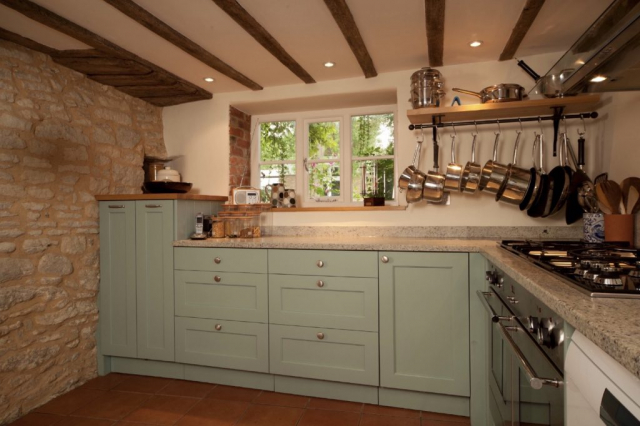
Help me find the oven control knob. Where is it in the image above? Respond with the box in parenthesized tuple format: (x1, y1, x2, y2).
(485, 271, 495, 282)
(538, 318, 557, 348)
(528, 316, 540, 333)
(539, 327, 551, 347)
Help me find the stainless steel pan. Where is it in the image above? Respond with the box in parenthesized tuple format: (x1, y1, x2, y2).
(460, 133, 481, 194)
(398, 135, 424, 191)
(423, 141, 446, 202)
(452, 84, 526, 103)
(496, 131, 532, 205)
(444, 132, 463, 191)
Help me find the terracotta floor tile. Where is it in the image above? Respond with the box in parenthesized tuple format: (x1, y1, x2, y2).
(122, 394, 199, 425)
(113, 376, 173, 394)
(158, 380, 215, 399)
(360, 414, 421, 426)
(363, 404, 421, 418)
(206, 385, 261, 402)
(299, 409, 361, 426)
(80, 374, 132, 391)
(176, 399, 250, 426)
(236, 404, 304, 426)
(8, 413, 63, 426)
(70, 390, 150, 420)
(252, 392, 309, 408)
(307, 398, 363, 412)
(36, 388, 106, 415)
(421, 412, 470, 424)
(60, 417, 115, 426)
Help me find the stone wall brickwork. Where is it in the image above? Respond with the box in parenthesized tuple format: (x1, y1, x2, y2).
(0, 40, 167, 424)
(229, 106, 251, 194)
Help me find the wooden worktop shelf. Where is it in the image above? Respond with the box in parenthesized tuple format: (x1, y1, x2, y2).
(407, 95, 601, 124)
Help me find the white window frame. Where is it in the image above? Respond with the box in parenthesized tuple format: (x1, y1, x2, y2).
(303, 116, 344, 204)
(251, 105, 397, 207)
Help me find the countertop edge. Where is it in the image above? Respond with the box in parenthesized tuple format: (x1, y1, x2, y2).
(96, 194, 228, 201)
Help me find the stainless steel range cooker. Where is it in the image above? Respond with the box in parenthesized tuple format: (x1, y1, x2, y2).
(479, 263, 565, 426)
(501, 240, 640, 298)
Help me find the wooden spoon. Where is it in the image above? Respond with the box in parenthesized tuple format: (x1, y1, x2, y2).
(601, 180, 623, 214)
(595, 182, 615, 214)
(627, 185, 639, 214)
(623, 177, 640, 214)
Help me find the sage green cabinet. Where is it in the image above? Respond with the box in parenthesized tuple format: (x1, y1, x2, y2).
(175, 317, 269, 373)
(269, 274, 378, 332)
(379, 252, 470, 397)
(99, 201, 137, 358)
(175, 247, 267, 274)
(135, 200, 174, 362)
(269, 324, 379, 386)
(175, 270, 268, 323)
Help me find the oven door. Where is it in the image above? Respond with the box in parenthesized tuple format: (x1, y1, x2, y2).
(502, 316, 564, 426)
(481, 290, 517, 426)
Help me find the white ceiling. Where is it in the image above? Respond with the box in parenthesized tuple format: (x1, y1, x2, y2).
(0, 0, 611, 94)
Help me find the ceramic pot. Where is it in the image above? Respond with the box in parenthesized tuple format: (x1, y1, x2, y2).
(583, 213, 604, 243)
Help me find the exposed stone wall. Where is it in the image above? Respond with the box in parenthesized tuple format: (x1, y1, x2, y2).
(228, 106, 251, 194)
(0, 40, 167, 424)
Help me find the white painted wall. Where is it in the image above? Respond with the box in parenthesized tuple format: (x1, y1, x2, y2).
(163, 52, 639, 227)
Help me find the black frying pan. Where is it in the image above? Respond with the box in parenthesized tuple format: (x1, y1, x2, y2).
(545, 134, 573, 217)
(519, 135, 541, 211)
(528, 134, 551, 218)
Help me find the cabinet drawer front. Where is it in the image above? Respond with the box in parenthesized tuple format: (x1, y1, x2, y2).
(175, 248, 267, 273)
(175, 271, 268, 323)
(269, 250, 378, 277)
(269, 324, 379, 386)
(269, 275, 378, 331)
(175, 317, 269, 373)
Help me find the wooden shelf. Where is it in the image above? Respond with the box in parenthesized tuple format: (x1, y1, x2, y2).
(270, 206, 407, 213)
(407, 95, 601, 124)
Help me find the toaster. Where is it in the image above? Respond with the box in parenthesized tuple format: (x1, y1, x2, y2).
(232, 187, 260, 205)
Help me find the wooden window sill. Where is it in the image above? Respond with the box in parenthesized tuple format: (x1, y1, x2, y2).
(270, 206, 407, 212)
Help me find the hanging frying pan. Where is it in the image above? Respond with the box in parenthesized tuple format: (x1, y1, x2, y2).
(527, 133, 551, 218)
(566, 128, 592, 224)
(519, 135, 541, 211)
(544, 133, 573, 217)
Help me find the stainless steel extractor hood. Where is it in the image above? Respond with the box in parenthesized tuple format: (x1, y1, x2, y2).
(531, 0, 640, 96)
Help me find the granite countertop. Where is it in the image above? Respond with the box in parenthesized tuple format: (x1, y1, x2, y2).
(174, 236, 640, 380)
(95, 193, 228, 201)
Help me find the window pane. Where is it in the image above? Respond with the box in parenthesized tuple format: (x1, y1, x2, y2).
(351, 114, 394, 157)
(260, 121, 296, 162)
(308, 121, 340, 160)
(352, 159, 395, 201)
(259, 164, 296, 202)
(308, 162, 340, 199)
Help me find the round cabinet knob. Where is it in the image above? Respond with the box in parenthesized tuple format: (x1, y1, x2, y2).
(381, 256, 389, 263)
(317, 280, 324, 288)
(316, 260, 324, 268)
(214, 257, 221, 264)
(317, 332, 325, 340)
(215, 324, 222, 331)
(214, 275, 221, 282)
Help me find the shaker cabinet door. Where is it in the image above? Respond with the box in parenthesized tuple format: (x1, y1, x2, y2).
(99, 201, 137, 358)
(379, 252, 470, 396)
(135, 200, 175, 362)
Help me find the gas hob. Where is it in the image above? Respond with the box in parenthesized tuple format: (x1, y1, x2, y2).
(500, 240, 640, 298)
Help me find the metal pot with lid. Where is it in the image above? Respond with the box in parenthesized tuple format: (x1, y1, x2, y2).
(409, 67, 445, 108)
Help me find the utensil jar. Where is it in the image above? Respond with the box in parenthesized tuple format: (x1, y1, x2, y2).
(604, 214, 635, 246)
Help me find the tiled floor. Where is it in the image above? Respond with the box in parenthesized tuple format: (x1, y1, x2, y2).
(9, 373, 472, 426)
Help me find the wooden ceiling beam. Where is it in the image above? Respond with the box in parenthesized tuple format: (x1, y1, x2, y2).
(103, 0, 263, 91)
(425, 0, 445, 67)
(323, 0, 377, 78)
(0, 27, 58, 56)
(0, 0, 212, 101)
(499, 0, 546, 61)
(211, 0, 315, 84)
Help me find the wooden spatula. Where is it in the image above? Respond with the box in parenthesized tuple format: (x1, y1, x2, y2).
(602, 180, 623, 214)
(627, 185, 639, 215)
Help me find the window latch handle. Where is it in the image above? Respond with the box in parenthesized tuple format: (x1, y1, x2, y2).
(303, 157, 309, 173)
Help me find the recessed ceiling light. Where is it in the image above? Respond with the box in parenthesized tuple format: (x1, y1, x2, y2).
(324, 62, 335, 68)
(590, 75, 607, 83)
(469, 40, 483, 48)
(203, 77, 215, 82)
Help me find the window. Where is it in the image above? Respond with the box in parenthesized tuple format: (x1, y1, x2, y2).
(252, 106, 396, 207)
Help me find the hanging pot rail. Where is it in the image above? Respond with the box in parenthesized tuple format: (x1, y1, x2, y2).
(408, 111, 598, 131)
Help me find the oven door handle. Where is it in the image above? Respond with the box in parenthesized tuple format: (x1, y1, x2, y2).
(497, 321, 564, 390)
(477, 290, 515, 323)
